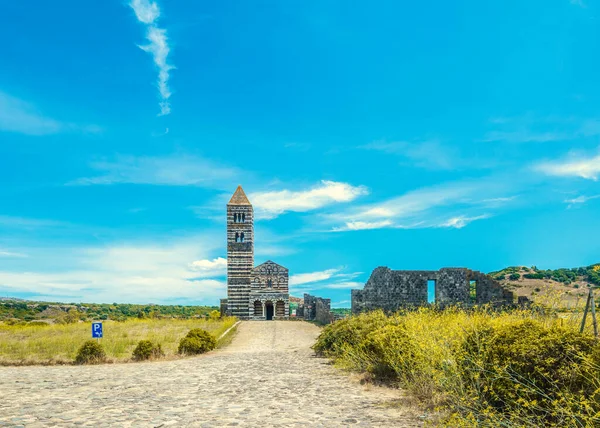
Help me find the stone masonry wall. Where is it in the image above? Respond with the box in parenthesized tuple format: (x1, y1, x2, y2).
(303, 293, 333, 324)
(315, 298, 333, 325)
(352, 267, 514, 315)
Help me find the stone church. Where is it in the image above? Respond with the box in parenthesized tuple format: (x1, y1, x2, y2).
(222, 186, 290, 320)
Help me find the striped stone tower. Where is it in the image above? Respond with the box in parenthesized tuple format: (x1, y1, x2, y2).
(226, 186, 254, 319)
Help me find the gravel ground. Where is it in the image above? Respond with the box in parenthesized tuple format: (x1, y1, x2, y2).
(0, 321, 422, 427)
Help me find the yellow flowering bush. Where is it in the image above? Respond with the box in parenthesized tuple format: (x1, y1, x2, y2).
(313, 307, 600, 426)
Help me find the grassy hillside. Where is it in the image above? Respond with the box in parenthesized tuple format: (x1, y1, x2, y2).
(489, 264, 600, 308)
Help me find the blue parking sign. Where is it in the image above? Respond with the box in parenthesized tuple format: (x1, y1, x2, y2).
(92, 322, 103, 338)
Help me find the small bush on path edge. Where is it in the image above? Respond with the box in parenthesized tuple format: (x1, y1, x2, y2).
(178, 328, 216, 355)
(75, 340, 106, 365)
(132, 340, 164, 361)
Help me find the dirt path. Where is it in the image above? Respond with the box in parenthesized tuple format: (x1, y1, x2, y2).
(0, 321, 421, 427)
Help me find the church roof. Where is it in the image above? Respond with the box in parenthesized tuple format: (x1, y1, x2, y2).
(253, 260, 289, 271)
(228, 185, 251, 205)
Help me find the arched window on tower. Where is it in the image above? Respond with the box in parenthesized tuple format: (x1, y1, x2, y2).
(242, 213, 245, 223)
(235, 232, 239, 242)
(267, 279, 272, 288)
(240, 232, 245, 242)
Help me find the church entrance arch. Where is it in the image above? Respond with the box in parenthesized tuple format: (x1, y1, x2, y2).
(265, 301, 274, 320)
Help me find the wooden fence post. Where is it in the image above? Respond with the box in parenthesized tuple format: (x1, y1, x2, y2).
(590, 288, 598, 339)
(580, 289, 591, 334)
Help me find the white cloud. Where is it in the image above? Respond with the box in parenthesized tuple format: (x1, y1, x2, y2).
(289, 268, 341, 286)
(482, 117, 600, 143)
(482, 130, 569, 143)
(361, 139, 499, 171)
(324, 281, 363, 289)
(439, 214, 490, 229)
(565, 194, 600, 208)
(0, 91, 100, 136)
(325, 178, 507, 232)
(288, 268, 365, 292)
(481, 196, 517, 205)
(332, 220, 393, 232)
(362, 140, 459, 170)
(534, 152, 600, 180)
(0, 235, 226, 305)
(69, 154, 239, 188)
(189, 257, 227, 276)
(0, 215, 64, 229)
(130, 0, 159, 24)
(129, 0, 174, 116)
(250, 180, 368, 219)
(0, 251, 27, 258)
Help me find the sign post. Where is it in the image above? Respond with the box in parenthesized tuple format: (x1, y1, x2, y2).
(92, 322, 103, 343)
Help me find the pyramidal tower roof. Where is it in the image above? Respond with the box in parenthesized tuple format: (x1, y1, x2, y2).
(228, 185, 251, 205)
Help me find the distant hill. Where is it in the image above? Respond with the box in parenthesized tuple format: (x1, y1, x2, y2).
(489, 264, 600, 308)
(0, 300, 218, 323)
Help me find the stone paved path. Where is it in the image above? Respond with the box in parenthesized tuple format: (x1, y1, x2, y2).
(0, 321, 421, 427)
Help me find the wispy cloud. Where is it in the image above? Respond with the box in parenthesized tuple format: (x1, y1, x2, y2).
(439, 214, 491, 229)
(324, 281, 363, 289)
(533, 150, 600, 180)
(289, 268, 341, 286)
(361, 139, 498, 171)
(0, 91, 100, 136)
(362, 140, 459, 170)
(325, 178, 511, 232)
(250, 180, 368, 220)
(289, 267, 364, 292)
(482, 116, 600, 143)
(69, 154, 239, 188)
(0, 215, 64, 229)
(565, 194, 600, 208)
(0, 250, 27, 258)
(332, 220, 393, 232)
(129, 0, 174, 116)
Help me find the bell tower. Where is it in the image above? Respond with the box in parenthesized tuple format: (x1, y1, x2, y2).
(226, 185, 254, 319)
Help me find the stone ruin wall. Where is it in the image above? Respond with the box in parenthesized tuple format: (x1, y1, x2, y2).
(298, 293, 334, 324)
(351, 267, 514, 315)
(315, 297, 334, 325)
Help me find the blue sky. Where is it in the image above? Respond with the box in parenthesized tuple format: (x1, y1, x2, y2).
(1, 0, 599, 307)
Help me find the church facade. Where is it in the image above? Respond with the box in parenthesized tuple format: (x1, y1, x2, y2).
(224, 186, 289, 320)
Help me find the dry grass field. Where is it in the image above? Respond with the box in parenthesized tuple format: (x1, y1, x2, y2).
(0, 317, 237, 365)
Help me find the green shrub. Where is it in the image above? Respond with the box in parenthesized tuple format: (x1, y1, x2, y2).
(178, 328, 216, 355)
(5, 318, 26, 326)
(508, 273, 521, 281)
(315, 309, 600, 426)
(27, 321, 49, 327)
(132, 340, 164, 361)
(313, 310, 389, 357)
(361, 324, 426, 382)
(75, 340, 106, 364)
(458, 319, 600, 425)
(524, 273, 544, 280)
